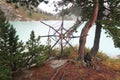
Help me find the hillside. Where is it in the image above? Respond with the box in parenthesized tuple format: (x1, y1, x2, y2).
(0, 0, 55, 21)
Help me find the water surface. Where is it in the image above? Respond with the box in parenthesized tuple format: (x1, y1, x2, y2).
(10, 20, 120, 57)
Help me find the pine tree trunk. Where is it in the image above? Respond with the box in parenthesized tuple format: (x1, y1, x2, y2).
(90, 23, 102, 57)
(78, 0, 99, 60)
(90, 0, 105, 57)
(78, 22, 92, 60)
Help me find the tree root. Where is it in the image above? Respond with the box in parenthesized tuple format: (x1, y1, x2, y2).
(50, 62, 67, 80)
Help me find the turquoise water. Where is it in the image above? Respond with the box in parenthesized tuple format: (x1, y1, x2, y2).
(10, 20, 120, 57)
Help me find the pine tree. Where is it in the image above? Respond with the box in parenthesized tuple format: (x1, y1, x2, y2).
(0, 9, 24, 80)
(0, 9, 12, 80)
(63, 0, 120, 58)
(24, 30, 50, 68)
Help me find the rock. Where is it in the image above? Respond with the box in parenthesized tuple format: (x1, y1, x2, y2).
(50, 59, 68, 69)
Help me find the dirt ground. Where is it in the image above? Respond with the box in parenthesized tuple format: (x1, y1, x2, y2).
(14, 59, 120, 80)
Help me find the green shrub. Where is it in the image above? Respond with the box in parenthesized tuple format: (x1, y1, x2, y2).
(50, 48, 58, 57)
(63, 47, 72, 58)
(14, 3, 19, 9)
(54, 47, 72, 59)
(96, 51, 109, 61)
(85, 47, 91, 53)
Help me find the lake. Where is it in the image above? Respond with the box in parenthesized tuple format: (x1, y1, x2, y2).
(10, 20, 120, 58)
